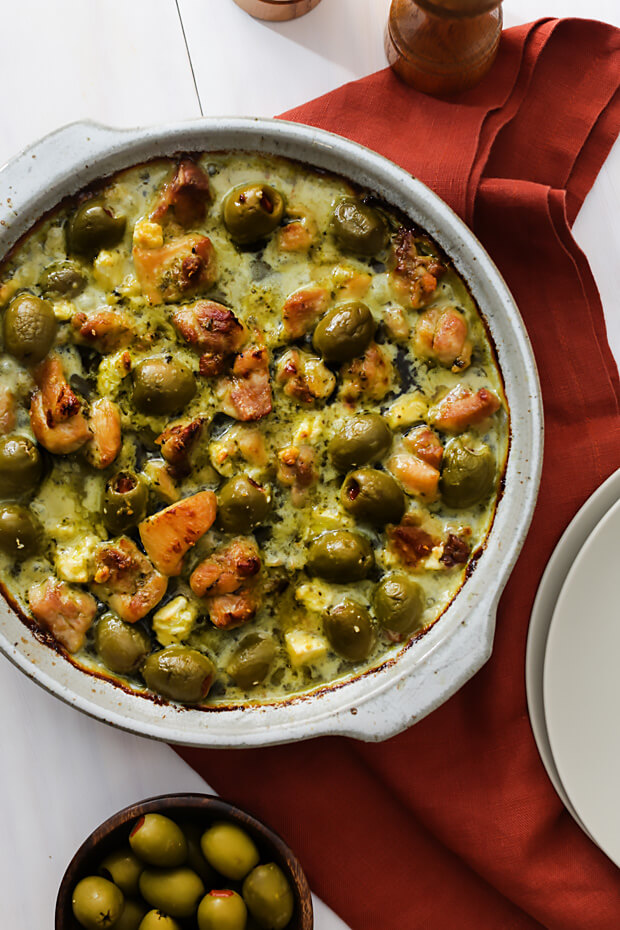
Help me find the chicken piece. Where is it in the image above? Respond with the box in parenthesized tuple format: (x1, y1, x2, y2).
(84, 398, 121, 469)
(276, 348, 336, 405)
(340, 342, 394, 404)
(391, 228, 444, 309)
(383, 305, 410, 342)
(28, 578, 97, 653)
(173, 300, 246, 377)
(387, 452, 440, 501)
(207, 587, 260, 630)
(155, 416, 206, 477)
(277, 444, 317, 508)
(209, 425, 269, 478)
(133, 233, 217, 305)
(282, 286, 330, 339)
(30, 355, 90, 455)
(414, 306, 472, 372)
(139, 490, 217, 576)
(403, 425, 443, 469)
(0, 386, 16, 434)
(190, 537, 261, 630)
(92, 537, 167, 623)
(333, 268, 372, 300)
(217, 345, 272, 422)
(387, 519, 438, 568)
(277, 218, 316, 252)
(190, 537, 261, 597)
(71, 309, 134, 353)
(150, 158, 211, 228)
(429, 385, 501, 433)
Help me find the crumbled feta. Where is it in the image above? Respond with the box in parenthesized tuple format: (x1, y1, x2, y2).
(295, 581, 337, 613)
(153, 596, 198, 646)
(386, 392, 428, 430)
(55, 535, 100, 583)
(285, 629, 328, 667)
(133, 218, 164, 250)
(93, 249, 125, 289)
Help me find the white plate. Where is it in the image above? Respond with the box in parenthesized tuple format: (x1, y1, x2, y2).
(543, 495, 620, 865)
(526, 468, 620, 833)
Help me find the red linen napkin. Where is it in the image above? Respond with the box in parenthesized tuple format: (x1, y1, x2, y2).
(179, 19, 620, 929)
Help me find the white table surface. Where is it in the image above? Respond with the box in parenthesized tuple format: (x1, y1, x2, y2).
(0, 2, 618, 926)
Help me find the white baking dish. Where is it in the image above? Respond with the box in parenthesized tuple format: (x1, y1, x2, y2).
(0, 118, 543, 746)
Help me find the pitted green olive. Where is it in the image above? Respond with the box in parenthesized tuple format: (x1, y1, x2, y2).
(328, 414, 392, 472)
(66, 198, 126, 256)
(373, 573, 425, 635)
(100, 848, 144, 897)
(129, 813, 187, 868)
(103, 472, 148, 535)
(72, 875, 124, 930)
(307, 530, 374, 583)
(0, 504, 40, 557)
(218, 475, 270, 534)
(3, 293, 57, 363)
(139, 867, 205, 918)
(0, 435, 43, 498)
(341, 468, 405, 525)
(139, 912, 180, 930)
(201, 822, 260, 881)
(441, 436, 495, 509)
(114, 899, 148, 930)
(223, 183, 285, 244)
(312, 301, 375, 363)
(40, 260, 87, 298)
(323, 599, 374, 662)
(242, 863, 294, 930)
(95, 615, 151, 675)
(132, 357, 196, 416)
(330, 197, 389, 256)
(227, 632, 277, 690)
(141, 646, 215, 704)
(197, 889, 247, 930)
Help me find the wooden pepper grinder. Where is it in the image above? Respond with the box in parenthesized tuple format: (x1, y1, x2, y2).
(385, 0, 503, 96)
(232, 0, 323, 21)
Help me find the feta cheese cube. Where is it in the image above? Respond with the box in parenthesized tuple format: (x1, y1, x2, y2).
(285, 629, 328, 668)
(153, 596, 198, 646)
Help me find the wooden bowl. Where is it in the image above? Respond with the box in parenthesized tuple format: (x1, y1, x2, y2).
(55, 793, 313, 929)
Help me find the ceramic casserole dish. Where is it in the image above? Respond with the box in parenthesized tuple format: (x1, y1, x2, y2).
(0, 118, 543, 746)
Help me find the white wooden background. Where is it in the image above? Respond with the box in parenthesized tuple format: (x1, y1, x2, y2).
(0, 1, 618, 926)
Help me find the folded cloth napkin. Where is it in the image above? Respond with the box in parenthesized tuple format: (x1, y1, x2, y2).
(179, 19, 620, 929)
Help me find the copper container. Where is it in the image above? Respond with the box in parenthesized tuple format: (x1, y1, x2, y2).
(232, 0, 323, 22)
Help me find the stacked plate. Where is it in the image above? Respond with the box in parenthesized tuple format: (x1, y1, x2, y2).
(526, 468, 620, 864)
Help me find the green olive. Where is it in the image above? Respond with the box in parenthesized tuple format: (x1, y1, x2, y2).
(129, 813, 188, 868)
(66, 198, 126, 256)
(138, 910, 181, 930)
(441, 436, 496, 509)
(40, 260, 87, 298)
(180, 823, 218, 886)
(141, 646, 215, 704)
(373, 573, 425, 635)
(330, 197, 389, 256)
(341, 468, 405, 525)
(223, 183, 285, 244)
(328, 414, 392, 472)
(95, 615, 151, 675)
(312, 301, 375, 363)
(200, 822, 260, 881)
(197, 890, 248, 930)
(132, 357, 196, 416)
(139, 867, 205, 919)
(227, 632, 277, 690)
(0, 504, 40, 557)
(242, 863, 294, 930)
(0, 435, 43, 498)
(103, 472, 148, 535)
(323, 600, 374, 662)
(218, 475, 270, 534)
(3, 293, 56, 363)
(72, 875, 124, 930)
(306, 530, 374, 583)
(114, 899, 148, 930)
(100, 847, 144, 896)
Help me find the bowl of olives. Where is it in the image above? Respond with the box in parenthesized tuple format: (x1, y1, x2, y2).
(55, 793, 313, 930)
